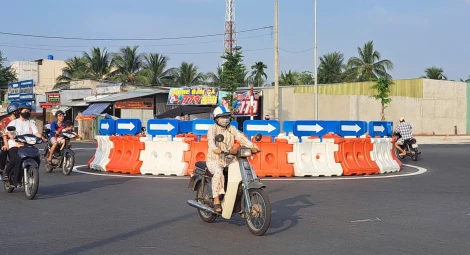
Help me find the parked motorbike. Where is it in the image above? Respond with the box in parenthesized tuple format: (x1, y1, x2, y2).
(2, 126, 42, 200)
(187, 133, 272, 236)
(393, 131, 421, 161)
(43, 131, 77, 176)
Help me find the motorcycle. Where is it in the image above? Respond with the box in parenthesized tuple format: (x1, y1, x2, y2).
(2, 126, 42, 200)
(393, 131, 421, 161)
(187, 133, 272, 236)
(43, 131, 77, 176)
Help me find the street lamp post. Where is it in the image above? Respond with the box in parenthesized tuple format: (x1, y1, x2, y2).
(314, 0, 318, 120)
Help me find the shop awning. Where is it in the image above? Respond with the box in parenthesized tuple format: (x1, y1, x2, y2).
(81, 103, 110, 116)
(51, 106, 72, 116)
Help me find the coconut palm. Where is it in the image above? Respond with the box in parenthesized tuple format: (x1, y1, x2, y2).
(279, 70, 298, 86)
(207, 64, 224, 87)
(111, 46, 145, 83)
(82, 47, 113, 80)
(250, 61, 268, 87)
(347, 40, 394, 81)
(173, 62, 205, 86)
(139, 53, 175, 86)
(318, 52, 345, 84)
(56, 56, 88, 82)
(423, 67, 447, 80)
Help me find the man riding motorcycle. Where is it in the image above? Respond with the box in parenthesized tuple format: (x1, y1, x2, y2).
(394, 117, 413, 156)
(2, 103, 46, 187)
(0, 103, 20, 175)
(47, 110, 66, 164)
(206, 106, 260, 213)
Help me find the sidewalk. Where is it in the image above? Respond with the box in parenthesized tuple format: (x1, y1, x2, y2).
(414, 136, 470, 145)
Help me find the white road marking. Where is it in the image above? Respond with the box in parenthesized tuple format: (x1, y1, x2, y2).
(72, 164, 427, 181)
(350, 217, 382, 223)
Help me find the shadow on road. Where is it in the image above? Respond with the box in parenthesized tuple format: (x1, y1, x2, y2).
(36, 177, 130, 200)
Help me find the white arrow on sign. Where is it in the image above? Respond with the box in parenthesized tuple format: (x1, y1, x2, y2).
(101, 122, 110, 130)
(246, 123, 276, 133)
(149, 123, 175, 132)
(373, 125, 385, 132)
(341, 124, 361, 132)
(297, 124, 324, 132)
(118, 122, 135, 131)
(195, 124, 212, 130)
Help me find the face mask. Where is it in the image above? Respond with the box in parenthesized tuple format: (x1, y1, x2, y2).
(20, 112, 31, 119)
(217, 118, 230, 127)
(13, 112, 20, 118)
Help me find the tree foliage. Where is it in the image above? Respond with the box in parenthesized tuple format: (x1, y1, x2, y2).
(220, 46, 246, 107)
(370, 77, 394, 121)
(0, 51, 17, 90)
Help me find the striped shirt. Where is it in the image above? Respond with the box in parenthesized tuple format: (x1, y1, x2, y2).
(207, 124, 257, 165)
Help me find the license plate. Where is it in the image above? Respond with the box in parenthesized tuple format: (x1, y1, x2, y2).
(412, 144, 418, 148)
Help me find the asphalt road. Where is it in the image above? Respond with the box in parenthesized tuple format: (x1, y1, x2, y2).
(1, 143, 469, 255)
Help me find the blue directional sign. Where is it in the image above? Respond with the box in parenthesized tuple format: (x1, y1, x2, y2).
(116, 118, 141, 135)
(293, 120, 329, 137)
(147, 119, 179, 137)
(99, 119, 115, 135)
(179, 121, 193, 133)
(282, 120, 295, 134)
(192, 119, 215, 136)
(368, 121, 393, 137)
(243, 120, 280, 137)
(337, 120, 367, 137)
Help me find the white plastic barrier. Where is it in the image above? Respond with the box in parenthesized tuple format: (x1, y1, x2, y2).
(92, 136, 114, 172)
(287, 137, 343, 177)
(370, 138, 400, 173)
(139, 136, 189, 176)
(88, 136, 103, 170)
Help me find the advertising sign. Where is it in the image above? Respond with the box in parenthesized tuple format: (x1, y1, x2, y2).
(96, 83, 121, 95)
(218, 90, 260, 116)
(47, 93, 60, 105)
(167, 87, 219, 105)
(8, 80, 34, 101)
(115, 99, 154, 109)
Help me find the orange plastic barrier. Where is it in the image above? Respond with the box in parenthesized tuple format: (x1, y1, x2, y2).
(334, 138, 380, 175)
(183, 136, 208, 175)
(391, 137, 403, 169)
(249, 137, 294, 177)
(106, 136, 145, 174)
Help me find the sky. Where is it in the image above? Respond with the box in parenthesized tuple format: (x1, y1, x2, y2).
(1, 0, 469, 82)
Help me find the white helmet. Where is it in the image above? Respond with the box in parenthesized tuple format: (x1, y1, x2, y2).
(213, 106, 231, 119)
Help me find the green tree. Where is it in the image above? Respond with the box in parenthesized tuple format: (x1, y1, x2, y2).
(83, 47, 113, 81)
(347, 40, 394, 81)
(139, 53, 175, 86)
(370, 77, 394, 121)
(0, 51, 17, 90)
(422, 66, 447, 80)
(279, 70, 299, 85)
(250, 61, 268, 87)
(112, 46, 145, 83)
(220, 46, 246, 106)
(207, 64, 224, 87)
(318, 52, 345, 84)
(173, 62, 205, 86)
(297, 71, 314, 85)
(56, 56, 88, 83)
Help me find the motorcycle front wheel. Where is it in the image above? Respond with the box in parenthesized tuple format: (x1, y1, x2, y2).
(24, 166, 39, 200)
(62, 153, 75, 176)
(245, 188, 271, 236)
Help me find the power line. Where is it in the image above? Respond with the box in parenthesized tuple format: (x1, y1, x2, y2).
(0, 26, 273, 41)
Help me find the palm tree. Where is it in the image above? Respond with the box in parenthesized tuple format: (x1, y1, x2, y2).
(139, 53, 175, 86)
(173, 62, 205, 86)
(56, 56, 88, 82)
(112, 46, 144, 83)
(297, 71, 314, 85)
(279, 70, 298, 86)
(250, 61, 268, 87)
(347, 40, 394, 81)
(318, 52, 345, 84)
(207, 64, 224, 87)
(423, 67, 447, 80)
(82, 47, 113, 81)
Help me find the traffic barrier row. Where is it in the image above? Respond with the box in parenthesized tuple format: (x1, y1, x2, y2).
(88, 134, 403, 177)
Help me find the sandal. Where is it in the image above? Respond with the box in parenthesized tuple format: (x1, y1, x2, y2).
(214, 204, 222, 213)
(2, 175, 8, 181)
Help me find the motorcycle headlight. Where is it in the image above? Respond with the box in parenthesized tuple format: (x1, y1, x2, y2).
(62, 133, 76, 139)
(25, 137, 37, 145)
(237, 148, 252, 157)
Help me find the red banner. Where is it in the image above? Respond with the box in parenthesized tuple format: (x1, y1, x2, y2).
(115, 99, 154, 109)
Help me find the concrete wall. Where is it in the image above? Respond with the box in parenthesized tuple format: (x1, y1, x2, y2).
(36, 60, 67, 95)
(261, 79, 467, 135)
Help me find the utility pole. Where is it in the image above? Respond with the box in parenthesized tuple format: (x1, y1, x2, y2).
(314, 0, 318, 120)
(274, 0, 279, 120)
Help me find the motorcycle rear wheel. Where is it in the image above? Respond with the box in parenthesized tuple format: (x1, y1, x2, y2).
(196, 181, 217, 223)
(245, 188, 271, 236)
(411, 149, 419, 161)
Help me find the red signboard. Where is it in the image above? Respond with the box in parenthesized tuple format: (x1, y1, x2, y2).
(47, 93, 60, 105)
(114, 99, 154, 109)
(40, 103, 53, 109)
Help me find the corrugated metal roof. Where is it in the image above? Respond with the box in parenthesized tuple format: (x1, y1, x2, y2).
(87, 89, 168, 103)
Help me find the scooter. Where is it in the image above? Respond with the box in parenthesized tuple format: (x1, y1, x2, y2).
(394, 131, 421, 161)
(187, 133, 272, 236)
(43, 131, 77, 176)
(2, 126, 42, 200)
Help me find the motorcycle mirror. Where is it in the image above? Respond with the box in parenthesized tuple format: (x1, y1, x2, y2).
(141, 127, 146, 132)
(7, 126, 16, 132)
(255, 133, 263, 142)
(215, 134, 224, 142)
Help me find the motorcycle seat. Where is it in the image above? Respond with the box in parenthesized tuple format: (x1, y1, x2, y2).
(195, 161, 213, 177)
